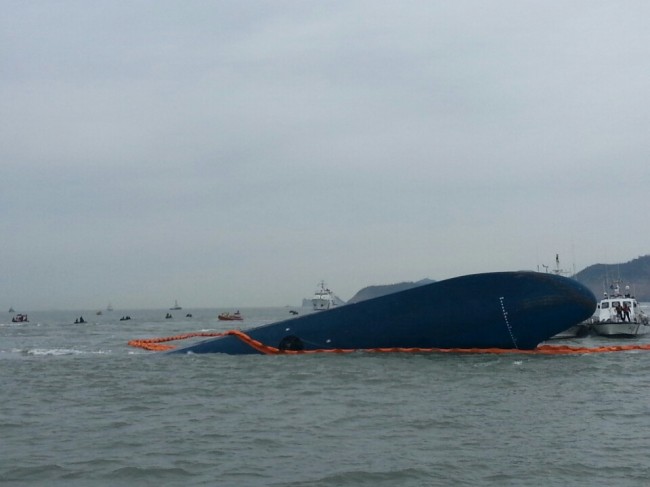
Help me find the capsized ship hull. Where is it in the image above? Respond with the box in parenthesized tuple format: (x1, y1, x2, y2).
(171, 271, 596, 355)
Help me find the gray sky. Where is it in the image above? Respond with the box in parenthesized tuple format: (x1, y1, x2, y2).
(2, 1, 649, 310)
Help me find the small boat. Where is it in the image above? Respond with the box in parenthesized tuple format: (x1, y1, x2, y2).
(11, 314, 29, 323)
(171, 271, 597, 355)
(107, 303, 114, 312)
(550, 322, 591, 339)
(170, 300, 182, 310)
(218, 311, 243, 321)
(8, 306, 15, 313)
(590, 282, 650, 338)
(311, 281, 341, 311)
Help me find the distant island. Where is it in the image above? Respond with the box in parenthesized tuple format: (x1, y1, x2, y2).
(574, 254, 650, 301)
(341, 255, 650, 304)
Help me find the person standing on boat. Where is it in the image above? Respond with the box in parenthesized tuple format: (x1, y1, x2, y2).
(615, 303, 623, 321)
(622, 302, 631, 322)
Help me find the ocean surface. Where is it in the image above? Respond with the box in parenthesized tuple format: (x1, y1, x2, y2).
(3, 306, 650, 487)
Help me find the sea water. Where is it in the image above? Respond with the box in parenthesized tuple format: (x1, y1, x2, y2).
(2, 307, 650, 487)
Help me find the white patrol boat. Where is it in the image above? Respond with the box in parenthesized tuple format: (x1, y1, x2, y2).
(590, 282, 649, 338)
(311, 281, 342, 311)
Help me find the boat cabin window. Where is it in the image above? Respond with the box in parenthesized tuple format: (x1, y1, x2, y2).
(611, 301, 620, 308)
(601, 302, 609, 309)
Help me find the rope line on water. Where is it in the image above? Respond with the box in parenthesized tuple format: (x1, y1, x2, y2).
(127, 331, 650, 355)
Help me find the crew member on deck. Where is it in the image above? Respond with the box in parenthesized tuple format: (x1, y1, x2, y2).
(622, 303, 631, 322)
(615, 303, 623, 321)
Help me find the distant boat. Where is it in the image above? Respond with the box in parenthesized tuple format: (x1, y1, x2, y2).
(107, 303, 114, 312)
(170, 300, 182, 310)
(550, 322, 591, 339)
(8, 306, 15, 313)
(311, 281, 340, 311)
(218, 311, 243, 321)
(11, 314, 29, 323)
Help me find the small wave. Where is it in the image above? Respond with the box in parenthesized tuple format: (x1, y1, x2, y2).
(23, 348, 111, 356)
(278, 467, 432, 487)
(106, 465, 195, 481)
(25, 348, 85, 356)
(3, 464, 68, 482)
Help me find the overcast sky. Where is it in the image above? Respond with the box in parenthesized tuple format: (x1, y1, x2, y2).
(2, 1, 649, 311)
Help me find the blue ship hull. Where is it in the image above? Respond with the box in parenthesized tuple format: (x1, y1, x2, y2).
(171, 272, 596, 355)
